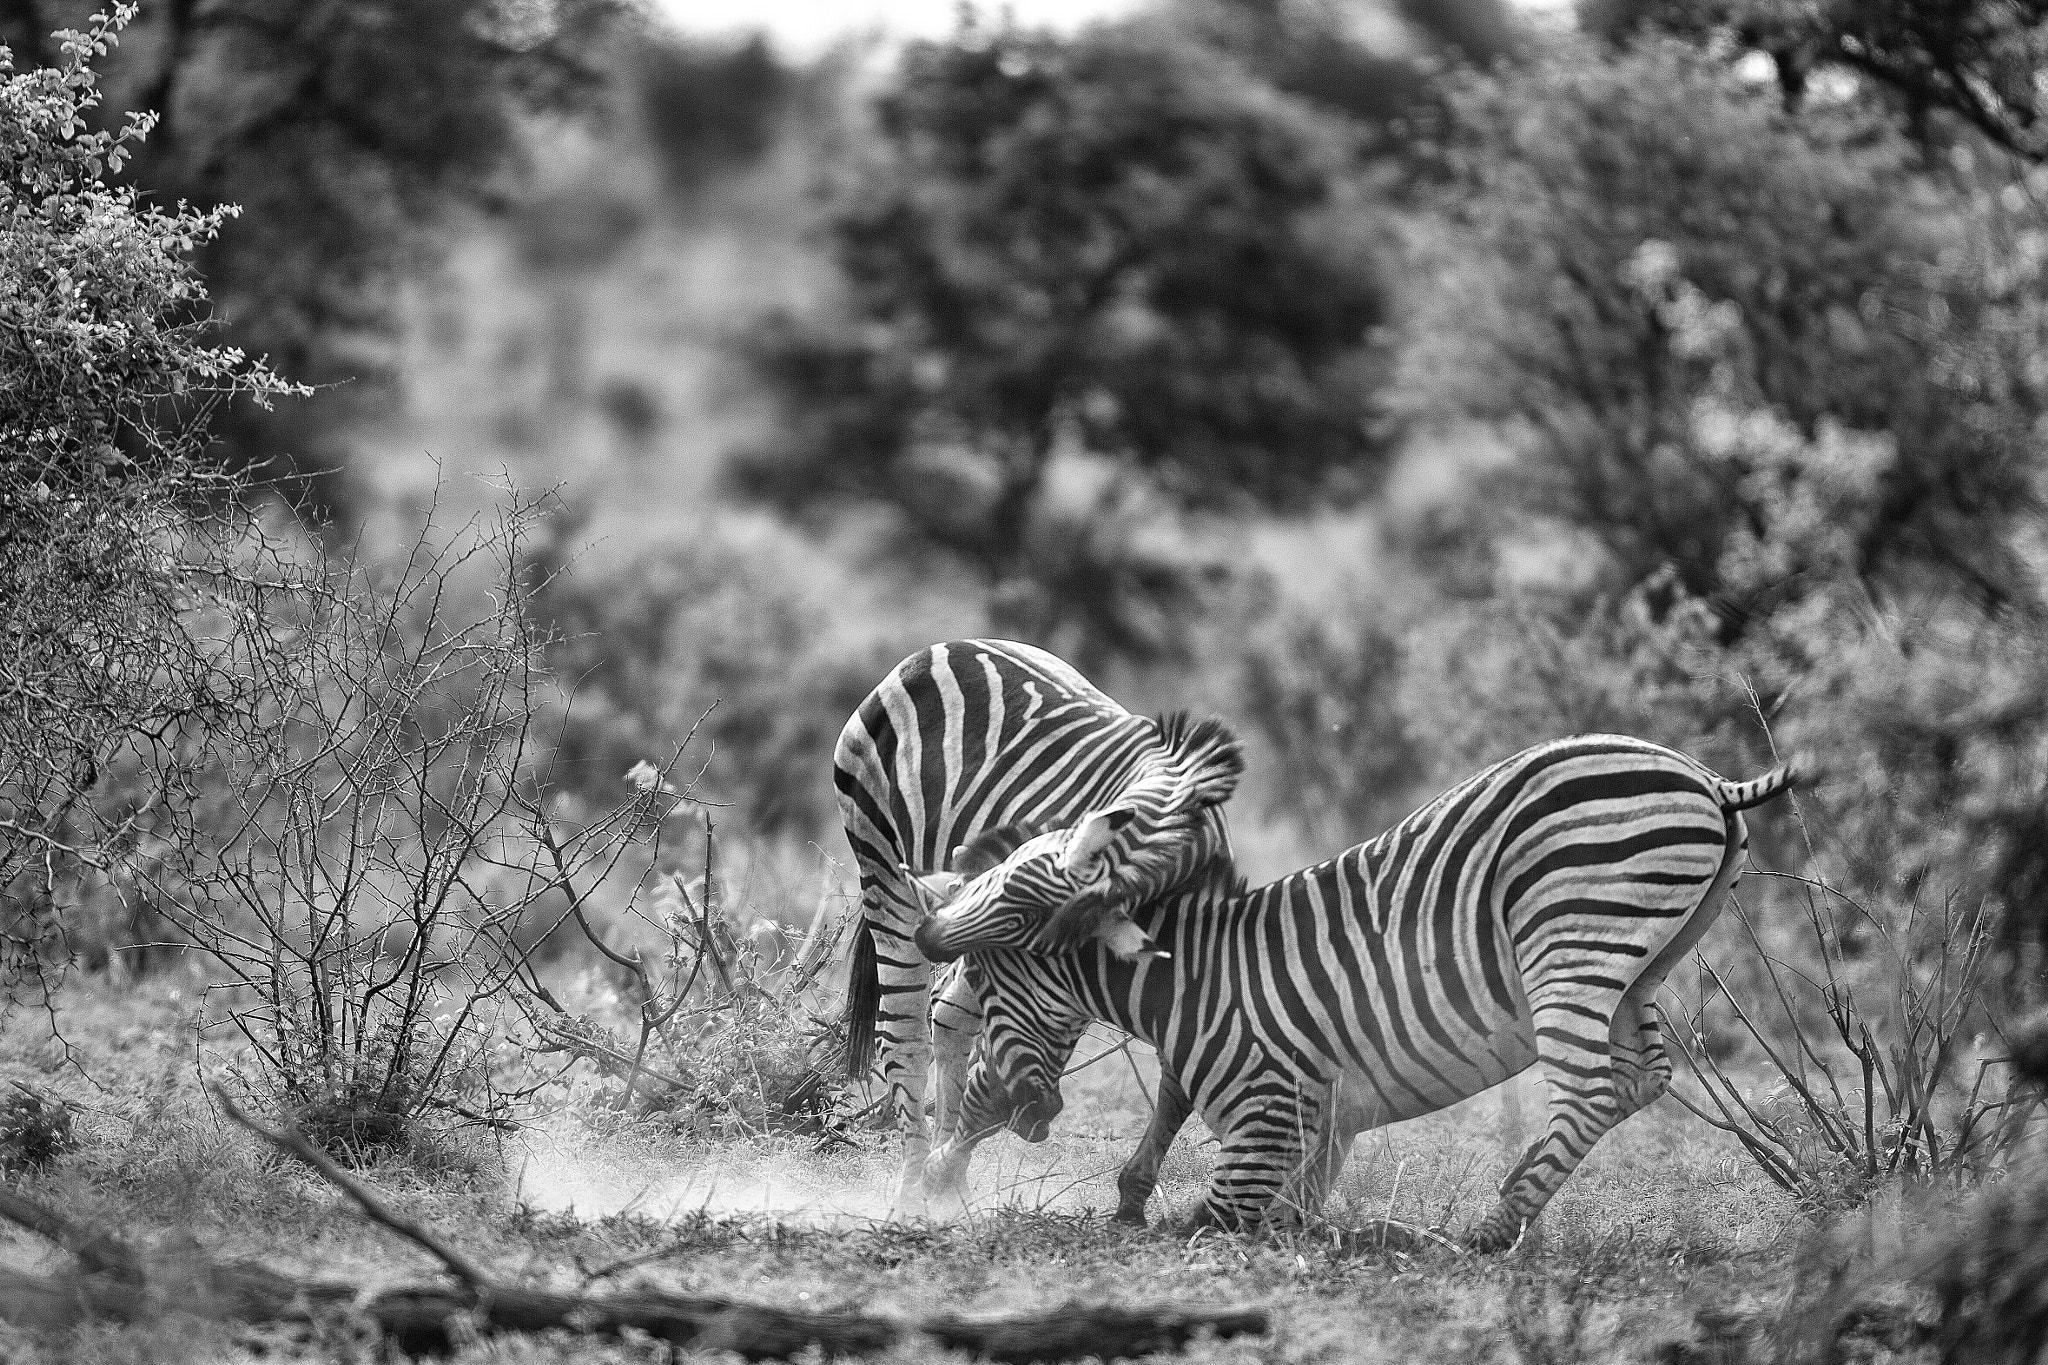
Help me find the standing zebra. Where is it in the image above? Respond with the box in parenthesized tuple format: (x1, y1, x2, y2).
(913, 731, 1793, 1249)
(834, 640, 1241, 1211)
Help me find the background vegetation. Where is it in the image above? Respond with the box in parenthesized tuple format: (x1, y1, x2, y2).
(4, 0, 2048, 1360)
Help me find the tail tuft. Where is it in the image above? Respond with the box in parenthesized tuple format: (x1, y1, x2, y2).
(843, 924, 879, 1079)
(1717, 763, 1797, 812)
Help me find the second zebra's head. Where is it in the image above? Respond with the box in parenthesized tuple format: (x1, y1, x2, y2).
(913, 715, 1245, 963)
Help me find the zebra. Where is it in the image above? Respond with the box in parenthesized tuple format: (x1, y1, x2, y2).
(833, 639, 1242, 1211)
(913, 730, 1794, 1249)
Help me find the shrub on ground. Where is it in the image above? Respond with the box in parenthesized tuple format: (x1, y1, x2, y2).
(526, 832, 860, 1140)
(0, 1081, 76, 1172)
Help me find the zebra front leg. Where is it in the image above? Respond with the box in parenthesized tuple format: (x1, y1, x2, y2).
(1280, 1079, 1362, 1228)
(923, 961, 984, 1215)
(1187, 1075, 1319, 1236)
(928, 959, 982, 1139)
(1115, 1072, 1192, 1226)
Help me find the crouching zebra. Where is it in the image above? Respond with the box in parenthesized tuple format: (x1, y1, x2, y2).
(834, 640, 1240, 1212)
(914, 731, 1793, 1250)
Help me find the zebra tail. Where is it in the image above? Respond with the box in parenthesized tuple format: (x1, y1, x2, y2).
(843, 924, 880, 1079)
(1715, 763, 1797, 812)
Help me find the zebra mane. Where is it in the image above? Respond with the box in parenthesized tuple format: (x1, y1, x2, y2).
(1152, 711, 1245, 809)
(1036, 712, 1247, 949)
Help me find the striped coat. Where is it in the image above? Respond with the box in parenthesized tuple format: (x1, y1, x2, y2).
(834, 640, 1238, 1210)
(916, 732, 1792, 1248)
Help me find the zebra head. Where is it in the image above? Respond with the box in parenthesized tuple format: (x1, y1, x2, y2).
(956, 954, 1089, 1143)
(912, 715, 1245, 962)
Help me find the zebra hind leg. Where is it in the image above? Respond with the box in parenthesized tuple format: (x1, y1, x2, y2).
(1468, 991, 1677, 1251)
(869, 934, 939, 1217)
(1467, 999, 1629, 1253)
(1608, 991, 1676, 1118)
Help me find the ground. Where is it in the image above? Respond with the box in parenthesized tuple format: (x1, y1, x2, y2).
(0, 974, 1826, 1364)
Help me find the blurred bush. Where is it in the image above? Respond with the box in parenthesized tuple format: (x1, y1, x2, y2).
(1410, 36, 2043, 628)
(529, 508, 915, 843)
(1404, 30, 2048, 956)
(1169, 0, 1521, 130)
(1231, 586, 1431, 850)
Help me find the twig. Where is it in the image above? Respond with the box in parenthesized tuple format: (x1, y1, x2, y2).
(213, 1087, 490, 1290)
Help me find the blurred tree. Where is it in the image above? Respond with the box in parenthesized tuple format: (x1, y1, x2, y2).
(734, 18, 1396, 664)
(1581, 0, 2048, 160)
(1409, 37, 2045, 636)
(635, 30, 794, 197)
(0, 0, 631, 510)
(1169, 0, 1521, 130)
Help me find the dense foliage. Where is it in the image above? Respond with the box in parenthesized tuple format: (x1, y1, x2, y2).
(0, 6, 301, 958)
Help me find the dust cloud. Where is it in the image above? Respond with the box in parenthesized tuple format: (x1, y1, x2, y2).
(501, 1117, 1135, 1228)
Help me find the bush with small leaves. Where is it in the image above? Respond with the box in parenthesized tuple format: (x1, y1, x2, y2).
(1, 5, 305, 964)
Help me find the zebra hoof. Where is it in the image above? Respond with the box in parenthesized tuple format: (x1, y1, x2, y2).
(1112, 1203, 1149, 1228)
(1462, 1220, 1524, 1255)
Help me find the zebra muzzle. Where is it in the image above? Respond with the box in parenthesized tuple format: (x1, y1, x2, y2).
(1004, 1083, 1062, 1142)
(912, 916, 961, 962)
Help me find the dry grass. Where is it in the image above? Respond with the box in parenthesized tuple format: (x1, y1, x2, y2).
(0, 973, 1952, 1365)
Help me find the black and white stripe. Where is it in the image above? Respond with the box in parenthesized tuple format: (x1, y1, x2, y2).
(834, 639, 1238, 1209)
(918, 732, 1793, 1248)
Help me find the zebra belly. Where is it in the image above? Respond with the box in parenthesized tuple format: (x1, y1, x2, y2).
(1257, 948, 1539, 1133)
(1322, 1022, 1538, 1134)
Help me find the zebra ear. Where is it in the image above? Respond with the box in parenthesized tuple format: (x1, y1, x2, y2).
(915, 870, 962, 904)
(952, 821, 1049, 878)
(1059, 807, 1137, 875)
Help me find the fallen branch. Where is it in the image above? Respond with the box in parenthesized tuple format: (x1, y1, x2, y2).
(215, 1090, 487, 1288)
(0, 1102, 1268, 1360)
